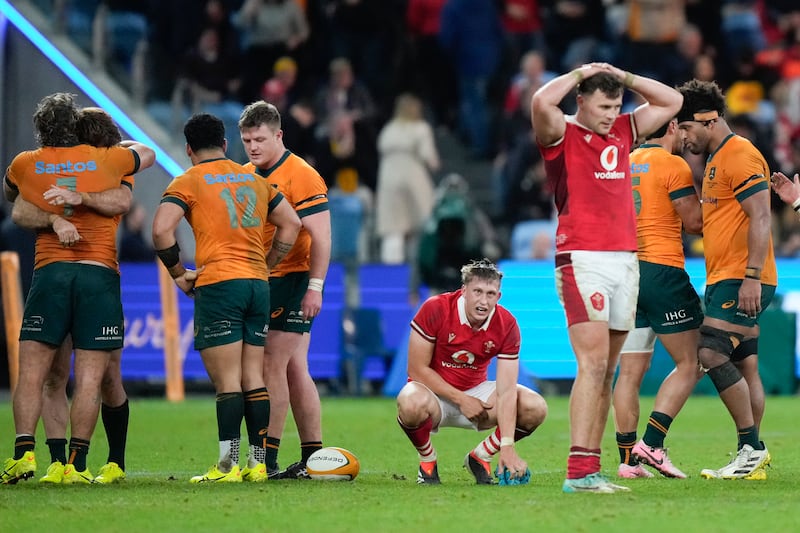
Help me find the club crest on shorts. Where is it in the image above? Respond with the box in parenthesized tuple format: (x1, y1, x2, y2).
(590, 292, 605, 311)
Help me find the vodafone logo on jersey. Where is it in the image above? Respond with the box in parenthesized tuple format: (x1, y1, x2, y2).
(595, 146, 625, 180)
(451, 350, 475, 365)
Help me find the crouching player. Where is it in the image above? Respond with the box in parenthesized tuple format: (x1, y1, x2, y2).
(396, 259, 547, 485)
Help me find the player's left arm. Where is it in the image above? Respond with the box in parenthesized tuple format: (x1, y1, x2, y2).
(11, 196, 82, 247)
(266, 196, 302, 270)
(299, 209, 331, 319)
(495, 356, 527, 478)
(738, 187, 771, 317)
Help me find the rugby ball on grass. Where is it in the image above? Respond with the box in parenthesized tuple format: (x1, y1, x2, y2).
(306, 447, 360, 480)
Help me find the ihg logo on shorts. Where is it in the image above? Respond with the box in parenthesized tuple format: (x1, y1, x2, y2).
(96, 325, 122, 341)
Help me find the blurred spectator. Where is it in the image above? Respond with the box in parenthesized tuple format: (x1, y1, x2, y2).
(261, 56, 300, 111)
(232, 0, 310, 103)
(176, 27, 242, 105)
(619, 0, 686, 85)
(375, 93, 440, 265)
(405, 0, 457, 128)
(542, 0, 610, 72)
(323, 0, 400, 108)
(118, 202, 155, 263)
(418, 174, 501, 294)
(776, 129, 800, 256)
(500, 0, 546, 83)
(440, 0, 505, 159)
(328, 167, 375, 265)
(172, 26, 246, 161)
(314, 57, 378, 186)
(720, 1, 766, 64)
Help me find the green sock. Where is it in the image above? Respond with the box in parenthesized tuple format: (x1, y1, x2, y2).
(68, 437, 90, 471)
(737, 426, 761, 450)
(46, 438, 67, 464)
(216, 392, 245, 442)
(266, 437, 281, 470)
(643, 411, 673, 448)
(616, 432, 637, 465)
(102, 399, 129, 470)
(243, 388, 270, 464)
(301, 441, 323, 464)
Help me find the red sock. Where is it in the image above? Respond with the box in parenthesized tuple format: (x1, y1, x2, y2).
(398, 416, 435, 461)
(566, 446, 601, 479)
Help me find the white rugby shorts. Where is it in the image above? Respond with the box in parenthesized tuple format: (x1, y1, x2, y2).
(555, 251, 638, 331)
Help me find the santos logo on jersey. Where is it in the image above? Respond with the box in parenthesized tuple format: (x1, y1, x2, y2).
(35, 160, 97, 174)
(203, 173, 256, 185)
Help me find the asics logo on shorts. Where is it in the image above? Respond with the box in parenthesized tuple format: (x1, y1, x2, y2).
(721, 300, 736, 309)
(271, 307, 284, 318)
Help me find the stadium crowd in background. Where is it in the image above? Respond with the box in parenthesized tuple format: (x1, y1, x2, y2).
(62, 0, 800, 262)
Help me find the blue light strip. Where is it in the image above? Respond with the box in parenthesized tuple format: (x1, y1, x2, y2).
(0, 0, 184, 177)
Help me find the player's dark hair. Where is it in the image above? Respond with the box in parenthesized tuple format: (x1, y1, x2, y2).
(676, 79, 726, 123)
(33, 92, 80, 147)
(77, 107, 122, 147)
(184, 113, 225, 152)
(578, 72, 624, 99)
(461, 258, 503, 286)
(646, 119, 672, 140)
(238, 100, 281, 132)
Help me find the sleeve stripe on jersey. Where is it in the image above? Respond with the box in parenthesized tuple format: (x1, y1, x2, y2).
(497, 353, 519, 360)
(669, 186, 696, 201)
(268, 191, 285, 212)
(160, 195, 189, 212)
(735, 179, 768, 203)
(732, 174, 765, 193)
(4, 176, 18, 191)
(297, 201, 329, 219)
(125, 149, 141, 176)
(121, 180, 133, 190)
(410, 321, 436, 343)
(296, 193, 327, 208)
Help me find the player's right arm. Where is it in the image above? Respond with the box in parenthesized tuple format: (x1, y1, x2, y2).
(407, 330, 491, 425)
(43, 184, 133, 217)
(119, 140, 156, 171)
(673, 194, 702, 234)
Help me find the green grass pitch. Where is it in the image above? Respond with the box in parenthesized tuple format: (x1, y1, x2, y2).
(1, 393, 798, 532)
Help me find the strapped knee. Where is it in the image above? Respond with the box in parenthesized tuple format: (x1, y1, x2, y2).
(698, 325, 743, 357)
(731, 336, 758, 362)
(706, 361, 743, 393)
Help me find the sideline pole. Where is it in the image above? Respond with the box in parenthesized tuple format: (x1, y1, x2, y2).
(157, 260, 184, 401)
(0, 251, 22, 394)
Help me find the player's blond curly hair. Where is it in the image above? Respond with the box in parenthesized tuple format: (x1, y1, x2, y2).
(461, 258, 503, 286)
